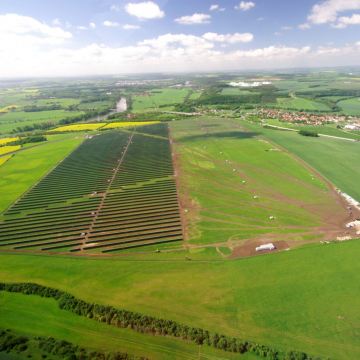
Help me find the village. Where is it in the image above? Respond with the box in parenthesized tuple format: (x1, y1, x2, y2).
(258, 108, 360, 129)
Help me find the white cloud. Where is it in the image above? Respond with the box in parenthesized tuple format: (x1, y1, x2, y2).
(317, 46, 341, 54)
(275, 32, 282, 36)
(210, 5, 218, 11)
(334, 13, 360, 28)
(220, 8, 225, 11)
(139, 33, 214, 51)
(125, 1, 164, 20)
(356, 41, 360, 45)
(77, 26, 87, 30)
(111, 5, 120, 11)
(0, 14, 71, 38)
(52, 18, 61, 25)
(258, 17, 263, 20)
(307, 0, 360, 24)
(298, 23, 311, 29)
(174, 13, 211, 25)
(203, 32, 253, 43)
(90, 23, 96, 28)
(281, 26, 293, 30)
(66, 22, 72, 28)
(103, 21, 120, 27)
(123, 24, 140, 29)
(235, 1, 255, 11)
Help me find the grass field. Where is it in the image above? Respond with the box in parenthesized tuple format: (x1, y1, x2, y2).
(2, 240, 360, 359)
(188, 91, 202, 99)
(0, 291, 256, 360)
(275, 97, 330, 111)
(337, 98, 360, 115)
(237, 120, 360, 201)
(265, 119, 360, 140)
(78, 101, 111, 109)
(170, 118, 346, 246)
(0, 138, 83, 213)
(148, 88, 189, 107)
(131, 95, 155, 110)
(0, 110, 84, 134)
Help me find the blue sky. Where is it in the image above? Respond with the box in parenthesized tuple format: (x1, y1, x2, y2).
(1, 0, 360, 77)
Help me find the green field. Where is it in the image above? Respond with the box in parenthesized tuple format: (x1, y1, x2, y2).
(237, 120, 360, 201)
(2, 240, 360, 359)
(275, 97, 330, 111)
(0, 110, 84, 134)
(78, 100, 111, 109)
(148, 88, 189, 106)
(170, 118, 344, 246)
(188, 91, 202, 99)
(337, 98, 360, 115)
(131, 95, 155, 110)
(0, 291, 254, 360)
(265, 119, 360, 140)
(0, 138, 83, 213)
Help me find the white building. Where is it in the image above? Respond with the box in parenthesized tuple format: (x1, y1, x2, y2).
(256, 243, 276, 251)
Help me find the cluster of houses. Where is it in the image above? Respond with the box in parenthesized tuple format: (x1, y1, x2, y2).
(258, 108, 359, 126)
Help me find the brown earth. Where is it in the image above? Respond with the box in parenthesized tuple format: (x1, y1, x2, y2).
(229, 240, 290, 259)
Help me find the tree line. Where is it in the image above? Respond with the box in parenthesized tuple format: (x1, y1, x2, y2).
(0, 328, 144, 360)
(0, 283, 331, 360)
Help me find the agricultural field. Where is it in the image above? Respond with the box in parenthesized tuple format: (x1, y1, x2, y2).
(131, 95, 155, 110)
(170, 118, 352, 247)
(78, 100, 111, 109)
(102, 121, 159, 129)
(0, 138, 83, 213)
(0, 110, 84, 134)
(2, 240, 360, 359)
(0, 137, 19, 145)
(188, 91, 202, 99)
(1, 72, 360, 360)
(50, 123, 105, 131)
(0, 124, 182, 253)
(265, 119, 360, 140)
(0, 145, 21, 156)
(237, 120, 360, 201)
(275, 97, 330, 111)
(0, 155, 11, 168)
(148, 88, 189, 107)
(337, 98, 360, 115)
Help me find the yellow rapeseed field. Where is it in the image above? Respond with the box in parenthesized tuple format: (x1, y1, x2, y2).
(0, 155, 12, 167)
(0, 105, 20, 113)
(102, 121, 159, 129)
(0, 138, 19, 146)
(0, 146, 21, 156)
(49, 124, 106, 132)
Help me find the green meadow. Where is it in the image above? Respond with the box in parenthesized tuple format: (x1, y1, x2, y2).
(0, 110, 84, 134)
(275, 97, 330, 111)
(265, 119, 360, 140)
(131, 95, 155, 110)
(337, 98, 360, 115)
(0, 291, 252, 360)
(0, 138, 83, 213)
(148, 88, 189, 106)
(170, 118, 342, 246)
(238, 120, 360, 201)
(2, 240, 360, 359)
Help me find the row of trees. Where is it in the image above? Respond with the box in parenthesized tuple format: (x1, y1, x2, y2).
(0, 283, 328, 360)
(299, 130, 319, 137)
(24, 104, 62, 112)
(0, 328, 143, 360)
